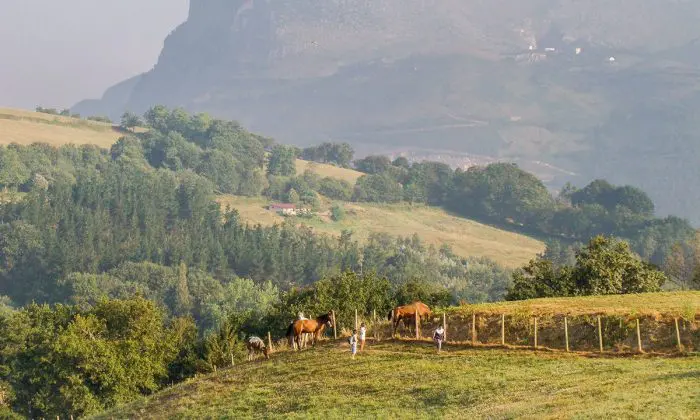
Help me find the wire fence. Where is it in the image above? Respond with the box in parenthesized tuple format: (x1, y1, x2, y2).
(350, 311, 699, 355)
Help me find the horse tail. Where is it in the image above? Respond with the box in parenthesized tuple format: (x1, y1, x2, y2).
(286, 322, 294, 337)
(387, 310, 393, 321)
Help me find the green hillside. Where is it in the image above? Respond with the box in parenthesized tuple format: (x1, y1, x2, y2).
(217, 195, 544, 269)
(95, 341, 700, 419)
(96, 292, 700, 419)
(0, 107, 545, 268)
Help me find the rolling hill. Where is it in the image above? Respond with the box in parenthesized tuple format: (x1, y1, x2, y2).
(0, 108, 544, 268)
(217, 196, 544, 268)
(93, 292, 700, 419)
(95, 343, 700, 419)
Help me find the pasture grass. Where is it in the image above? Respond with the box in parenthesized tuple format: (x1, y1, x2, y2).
(295, 159, 363, 184)
(452, 291, 700, 318)
(95, 340, 700, 419)
(0, 107, 123, 148)
(215, 196, 544, 268)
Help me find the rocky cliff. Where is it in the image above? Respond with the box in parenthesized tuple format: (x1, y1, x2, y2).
(74, 0, 700, 222)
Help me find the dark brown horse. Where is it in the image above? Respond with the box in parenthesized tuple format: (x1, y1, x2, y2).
(387, 301, 432, 332)
(286, 311, 334, 350)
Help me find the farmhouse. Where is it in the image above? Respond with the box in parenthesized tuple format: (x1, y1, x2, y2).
(268, 203, 311, 216)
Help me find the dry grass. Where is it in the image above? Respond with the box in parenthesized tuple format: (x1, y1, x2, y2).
(216, 195, 544, 268)
(94, 341, 700, 419)
(0, 107, 123, 148)
(295, 160, 363, 183)
(450, 291, 700, 318)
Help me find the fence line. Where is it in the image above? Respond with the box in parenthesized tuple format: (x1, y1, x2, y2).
(358, 309, 699, 356)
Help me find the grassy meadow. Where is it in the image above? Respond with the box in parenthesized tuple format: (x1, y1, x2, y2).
(94, 340, 700, 419)
(0, 107, 123, 148)
(216, 195, 545, 268)
(295, 159, 363, 184)
(451, 291, 700, 318)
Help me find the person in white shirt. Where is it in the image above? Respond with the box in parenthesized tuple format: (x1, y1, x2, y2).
(359, 322, 367, 352)
(433, 325, 445, 354)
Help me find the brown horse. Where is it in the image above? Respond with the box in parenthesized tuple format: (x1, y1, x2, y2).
(286, 311, 334, 350)
(387, 301, 432, 332)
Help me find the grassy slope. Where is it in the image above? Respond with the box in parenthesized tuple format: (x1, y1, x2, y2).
(0, 107, 122, 148)
(95, 341, 700, 419)
(1, 107, 544, 267)
(216, 195, 544, 268)
(452, 291, 700, 318)
(295, 159, 363, 184)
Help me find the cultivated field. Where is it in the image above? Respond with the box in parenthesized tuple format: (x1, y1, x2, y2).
(216, 195, 544, 268)
(94, 341, 700, 419)
(0, 107, 122, 148)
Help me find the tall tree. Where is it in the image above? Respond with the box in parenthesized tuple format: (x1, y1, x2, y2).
(267, 145, 296, 176)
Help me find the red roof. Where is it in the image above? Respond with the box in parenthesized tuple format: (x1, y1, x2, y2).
(269, 203, 296, 209)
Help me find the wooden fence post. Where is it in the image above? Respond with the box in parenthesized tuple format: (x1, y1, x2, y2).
(471, 313, 477, 346)
(267, 331, 273, 352)
(533, 317, 538, 349)
(501, 314, 505, 346)
(597, 316, 603, 353)
(391, 310, 395, 338)
(636, 319, 643, 353)
(443, 312, 448, 342)
(415, 304, 420, 339)
(373, 309, 377, 322)
(332, 310, 337, 340)
(355, 309, 359, 331)
(674, 318, 683, 352)
(564, 316, 570, 352)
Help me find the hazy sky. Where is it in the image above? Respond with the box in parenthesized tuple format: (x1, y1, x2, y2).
(0, 0, 189, 110)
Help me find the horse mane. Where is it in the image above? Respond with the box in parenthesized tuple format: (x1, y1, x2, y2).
(315, 312, 332, 323)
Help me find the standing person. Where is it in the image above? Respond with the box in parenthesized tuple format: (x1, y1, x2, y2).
(433, 325, 445, 354)
(359, 322, 367, 352)
(349, 329, 358, 360)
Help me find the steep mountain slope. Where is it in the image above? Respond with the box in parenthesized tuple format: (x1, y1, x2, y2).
(74, 0, 700, 222)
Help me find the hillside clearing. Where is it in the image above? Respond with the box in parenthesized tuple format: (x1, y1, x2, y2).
(216, 196, 544, 268)
(0, 107, 122, 147)
(295, 159, 363, 183)
(95, 341, 700, 419)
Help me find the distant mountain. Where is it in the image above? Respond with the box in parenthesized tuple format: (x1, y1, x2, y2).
(74, 0, 700, 223)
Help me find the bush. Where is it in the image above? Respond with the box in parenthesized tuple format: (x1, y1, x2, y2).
(319, 177, 353, 201)
(331, 204, 346, 222)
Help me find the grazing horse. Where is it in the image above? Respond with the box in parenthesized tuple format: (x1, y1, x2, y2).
(387, 301, 432, 333)
(246, 336, 270, 361)
(286, 311, 334, 350)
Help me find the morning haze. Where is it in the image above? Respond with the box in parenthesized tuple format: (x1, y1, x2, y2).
(0, 0, 188, 110)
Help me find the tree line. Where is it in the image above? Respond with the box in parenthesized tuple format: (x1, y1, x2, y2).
(349, 155, 696, 269)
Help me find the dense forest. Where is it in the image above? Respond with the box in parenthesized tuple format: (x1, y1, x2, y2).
(0, 106, 697, 417)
